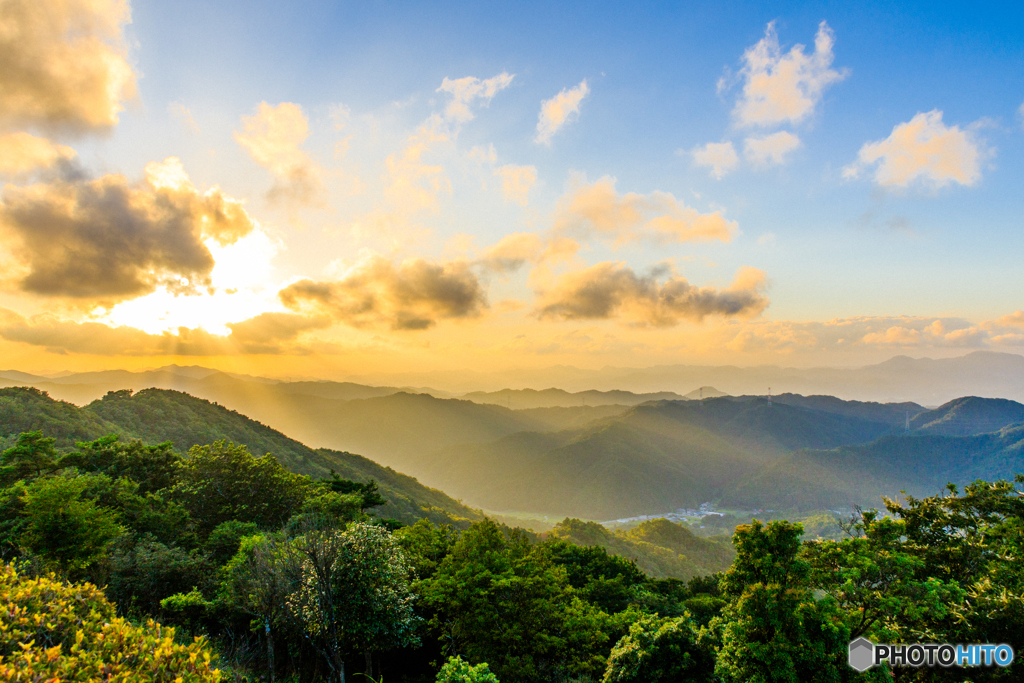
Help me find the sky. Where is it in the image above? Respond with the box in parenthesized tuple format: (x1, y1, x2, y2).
(1, 0, 1023, 381)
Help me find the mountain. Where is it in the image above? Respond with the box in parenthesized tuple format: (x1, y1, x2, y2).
(548, 518, 734, 580)
(0, 386, 483, 527)
(0, 386, 126, 450)
(345, 351, 1024, 405)
(460, 387, 687, 409)
(909, 396, 1024, 436)
(416, 397, 904, 519)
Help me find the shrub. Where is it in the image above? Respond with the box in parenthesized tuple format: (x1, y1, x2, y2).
(0, 562, 221, 682)
(437, 655, 500, 683)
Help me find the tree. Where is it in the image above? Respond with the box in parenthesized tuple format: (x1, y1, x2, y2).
(287, 522, 420, 683)
(19, 473, 123, 576)
(1, 431, 57, 484)
(420, 519, 614, 683)
(603, 614, 714, 683)
(222, 533, 297, 683)
(170, 440, 311, 535)
(60, 434, 182, 494)
(712, 520, 850, 683)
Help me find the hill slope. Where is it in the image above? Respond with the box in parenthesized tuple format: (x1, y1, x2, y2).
(0, 387, 483, 527)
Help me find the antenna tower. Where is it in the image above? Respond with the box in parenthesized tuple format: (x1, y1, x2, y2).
(767, 387, 772, 407)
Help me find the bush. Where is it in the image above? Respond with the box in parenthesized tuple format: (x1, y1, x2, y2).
(437, 655, 500, 683)
(0, 562, 221, 682)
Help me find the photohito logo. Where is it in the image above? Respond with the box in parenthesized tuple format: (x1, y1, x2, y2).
(848, 637, 1015, 671)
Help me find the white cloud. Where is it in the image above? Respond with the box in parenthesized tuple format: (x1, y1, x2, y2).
(844, 110, 985, 188)
(536, 79, 590, 145)
(437, 72, 514, 123)
(691, 141, 739, 179)
(744, 131, 801, 167)
(733, 21, 847, 127)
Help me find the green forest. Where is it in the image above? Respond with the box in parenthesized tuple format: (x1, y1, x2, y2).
(1, 387, 1023, 682)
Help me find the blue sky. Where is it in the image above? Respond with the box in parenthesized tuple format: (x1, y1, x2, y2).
(1, 0, 1023, 377)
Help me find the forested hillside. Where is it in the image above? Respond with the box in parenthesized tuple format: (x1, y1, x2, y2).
(0, 386, 484, 528)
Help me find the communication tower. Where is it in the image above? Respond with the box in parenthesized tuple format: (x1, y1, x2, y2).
(767, 387, 772, 407)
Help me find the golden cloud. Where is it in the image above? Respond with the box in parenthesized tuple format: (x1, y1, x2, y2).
(535, 263, 768, 326)
(844, 110, 984, 188)
(554, 176, 736, 246)
(0, 308, 330, 356)
(731, 21, 846, 127)
(279, 252, 487, 330)
(744, 131, 801, 167)
(235, 102, 325, 209)
(0, 132, 77, 178)
(691, 141, 739, 179)
(536, 79, 589, 144)
(0, 157, 257, 303)
(0, 0, 137, 134)
(495, 164, 537, 205)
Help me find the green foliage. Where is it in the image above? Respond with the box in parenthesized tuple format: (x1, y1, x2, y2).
(107, 534, 213, 615)
(0, 387, 124, 451)
(420, 519, 619, 683)
(18, 473, 123, 575)
(713, 520, 849, 683)
(171, 440, 312, 536)
(206, 519, 261, 567)
(437, 655, 500, 683)
(1, 431, 58, 485)
(61, 433, 182, 493)
(289, 523, 420, 666)
(0, 563, 221, 682)
(602, 615, 714, 683)
(323, 471, 388, 509)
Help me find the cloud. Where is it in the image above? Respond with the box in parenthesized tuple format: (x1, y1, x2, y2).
(437, 72, 514, 123)
(0, 308, 330, 356)
(691, 142, 739, 178)
(554, 176, 736, 245)
(722, 314, 1024, 355)
(169, 102, 200, 133)
(731, 21, 847, 127)
(0, 0, 137, 134)
(535, 263, 768, 326)
(235, 102, 325, 209)
(279, 252, 487, 330)
(0, 157, 257, 303)
(536, 79, 589, 145)
(0, 132, 77, 178)
(494, 164, 537, 205)
(744, 131, 801, 167)
(843, 110, 985, 188)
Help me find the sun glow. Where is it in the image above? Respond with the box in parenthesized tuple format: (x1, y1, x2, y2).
(99, 230, 283, 336)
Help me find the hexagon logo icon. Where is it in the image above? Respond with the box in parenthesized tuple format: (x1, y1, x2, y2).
(848, 637, 875, 672)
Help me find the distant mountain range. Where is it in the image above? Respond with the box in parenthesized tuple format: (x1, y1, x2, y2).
(4, 355, 1024, 519)
(6, 351, 1024, 406)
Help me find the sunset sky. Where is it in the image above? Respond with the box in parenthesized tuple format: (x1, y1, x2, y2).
(2, 0, 1023, 381)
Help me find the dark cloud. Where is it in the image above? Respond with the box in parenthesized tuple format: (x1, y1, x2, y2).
(535, 263, 769, 326)
(0, 158, 257, 304)
(280, 253, 487, 330)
